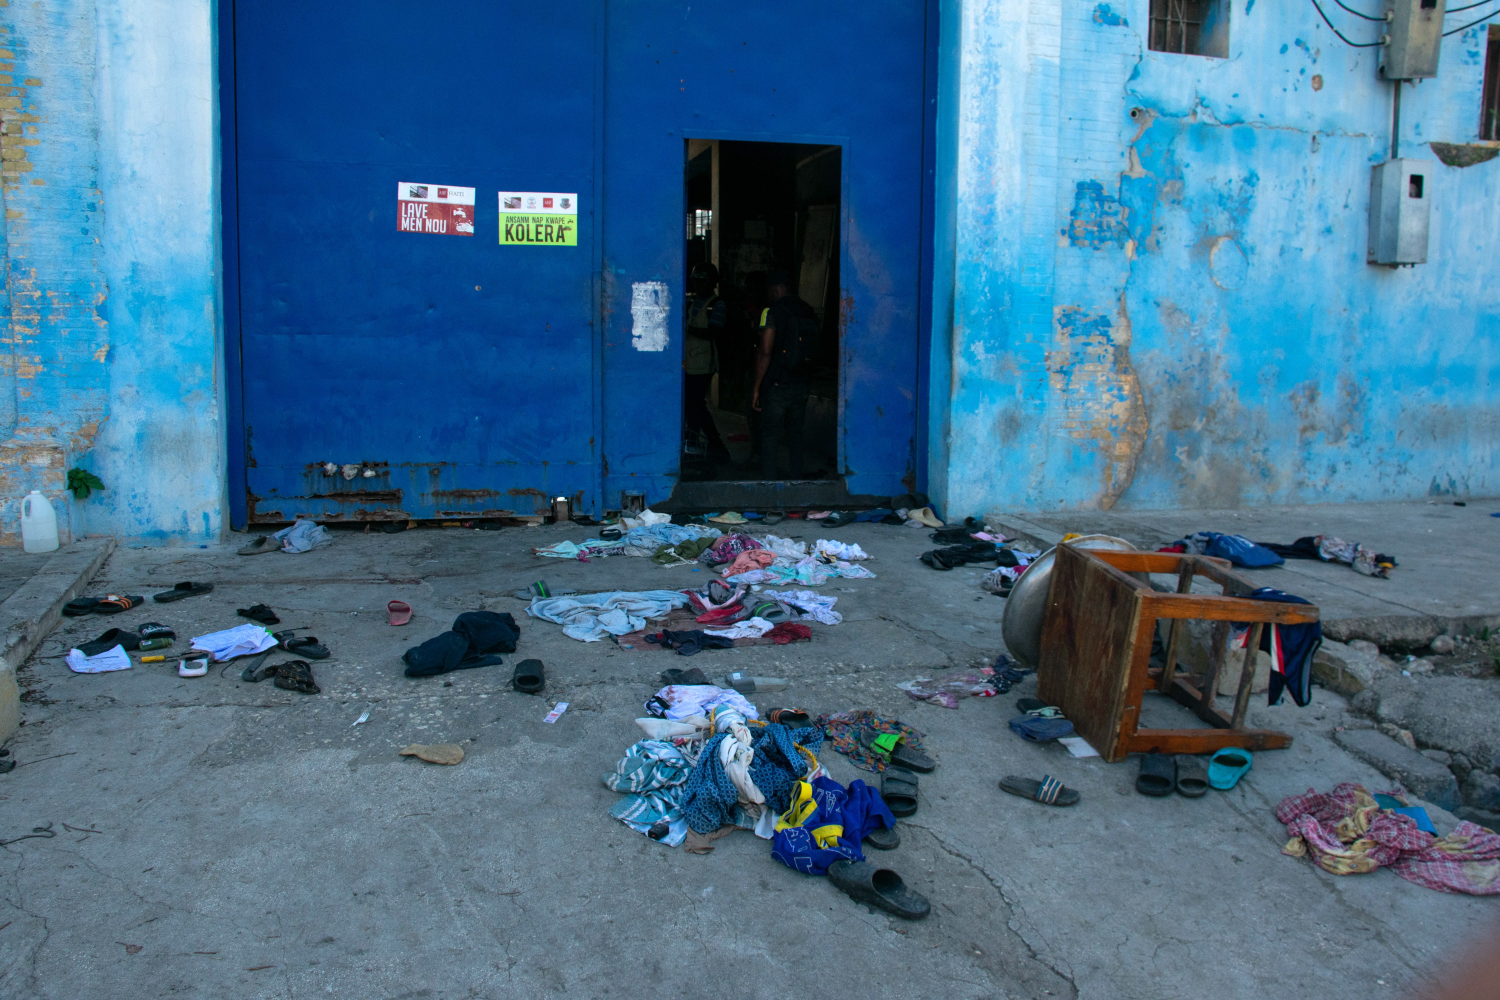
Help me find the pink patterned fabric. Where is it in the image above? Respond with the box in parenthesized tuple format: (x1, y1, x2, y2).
(720, 550, 775, 577)
(1276, 782, 1500, 894)
(700, 533, 762, 566)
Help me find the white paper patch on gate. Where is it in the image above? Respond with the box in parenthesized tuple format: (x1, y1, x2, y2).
(397, 182, 476, 236)
(630, 281, 670, 352)
(498, 191, 578, 246)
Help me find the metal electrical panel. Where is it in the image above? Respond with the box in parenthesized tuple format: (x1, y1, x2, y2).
(1368, 159, 1431, 265)
(1382, 0, 1446, 79)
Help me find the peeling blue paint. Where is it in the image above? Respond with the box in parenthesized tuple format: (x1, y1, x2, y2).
(1066, 181, 1130, 249)
(1092, 3, 1127, 27)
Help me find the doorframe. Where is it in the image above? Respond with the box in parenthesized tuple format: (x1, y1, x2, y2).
(679, 129, 852, 479)
(217, 0, 248, 530)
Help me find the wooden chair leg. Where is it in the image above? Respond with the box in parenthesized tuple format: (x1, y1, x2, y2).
(1230, 623, 1264, 730)
(1198, 621, 1229, 714)
(1156, 559, 1195, 693)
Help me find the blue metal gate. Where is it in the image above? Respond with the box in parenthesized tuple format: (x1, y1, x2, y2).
(222, 1, 931, 526)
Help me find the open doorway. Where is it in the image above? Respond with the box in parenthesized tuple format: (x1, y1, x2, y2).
(681, 139, 841, 484)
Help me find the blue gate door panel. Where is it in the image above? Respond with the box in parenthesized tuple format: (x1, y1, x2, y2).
(601, 1, 929, 504)
(231, 1, 599, 523)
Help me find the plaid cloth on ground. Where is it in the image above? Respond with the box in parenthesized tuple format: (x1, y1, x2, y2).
(816, 710, 928, 773)
(1276, 782, 1500, 894)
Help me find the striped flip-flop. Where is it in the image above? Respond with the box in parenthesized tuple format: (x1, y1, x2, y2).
(93, 594, 145, 615)
(999, 775, 1080, 807)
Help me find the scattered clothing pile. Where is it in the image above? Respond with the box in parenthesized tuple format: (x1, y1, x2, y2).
(534, 521, 723, 561)
(720, 534, 875, 587)
(1258, 534, 1398, 578)
(1277, 783, 1500, 894)
(602, 694, 929, 919)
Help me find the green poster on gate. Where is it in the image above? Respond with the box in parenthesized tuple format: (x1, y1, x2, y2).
(498, 192, 578, 246)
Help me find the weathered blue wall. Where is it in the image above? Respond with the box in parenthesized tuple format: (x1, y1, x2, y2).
(935, 0, 1500, 516)
(0, 0, 222, 544)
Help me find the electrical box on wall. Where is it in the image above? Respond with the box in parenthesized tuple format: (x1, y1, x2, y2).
(1381, 0, 1446, 80)
(1368, 159, 1431, 265)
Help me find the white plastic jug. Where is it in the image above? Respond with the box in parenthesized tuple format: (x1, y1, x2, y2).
(21, 490, 59, 553)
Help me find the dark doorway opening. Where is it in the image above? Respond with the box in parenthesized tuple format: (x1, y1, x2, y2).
(681, 139, 841, 484)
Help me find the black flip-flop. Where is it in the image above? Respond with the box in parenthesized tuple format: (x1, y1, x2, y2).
(93, 594, 145, 615)
(827, 860, 930, 920)
(1176, 755, 1210, 798)
(880, 768, 919, 817)
(999, 774, 1080, 807)
(237, 604, 280, 625)
(276, 634, 330, 660)
(863, 824, 900, 850)
(859, 728, 936, 773)
(272, 659, 319, 695)
(380, 521, 407, 533)
(63, 597, 101, 617)
(1015, 696, 1047, 713)
(76, 627, 142, 657)
(512, 658, 545, 694)
(822, 511, 857, 527)
(153, 581, 214, 603)
(239, 650, 278, 683)
(766, 708, 811, 726)
(138, 622, 176, 642)
(1137, 753, 1176, 797)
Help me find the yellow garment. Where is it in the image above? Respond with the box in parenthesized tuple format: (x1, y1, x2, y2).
(774, 780, 846, 848)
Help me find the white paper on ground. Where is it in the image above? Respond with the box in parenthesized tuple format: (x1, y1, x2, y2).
(65, 645, 131, 674)
(190, 623, 277, 661)
(543, 701, 569, 724)
(1057, 736, 1100, 758)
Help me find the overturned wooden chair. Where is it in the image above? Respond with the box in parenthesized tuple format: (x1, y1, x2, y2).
(1036, 544, 1319, 763)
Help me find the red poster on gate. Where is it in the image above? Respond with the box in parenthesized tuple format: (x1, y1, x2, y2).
(396, 182, 476, 236)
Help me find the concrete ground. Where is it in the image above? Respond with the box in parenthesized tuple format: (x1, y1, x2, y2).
(0, 518, 1495, 999)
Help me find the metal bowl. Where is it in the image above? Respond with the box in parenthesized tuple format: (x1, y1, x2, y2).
(999, 534, 1136, 669)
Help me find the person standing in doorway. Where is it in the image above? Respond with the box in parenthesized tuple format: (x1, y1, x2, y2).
(683, 262, 730, 461)
(751, 269, 818, 480)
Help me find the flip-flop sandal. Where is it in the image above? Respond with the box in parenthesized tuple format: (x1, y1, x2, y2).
(388, 600, 412, 626)
(272, 659, 320, 695)
(239, 650, 278, 683)
(1015, 697, 1047, 713)
(1136, 753, 1176, 797)
(138, 622, 175, 642)
(660, 666, 711, 686)
(1008, 716, 1076, 742)
(152, 581, 214, 603)
(1208, 748, 1253, 790)
(1025, 706, 1066, 719)
(827, 860, 930, 920)
(178, 657, 209, 678)
(93, 594, 145, 615)
(512, 658, 545, 694)
(510, 581, 578, 601)
(859, 728, 937, 773)
(380, 521, 408, 533)
(999, 774, 1080, 807)
(880, 768, 920, 817)
(63, 597, 101, 617)
(237, 535, 279, 555)
(77, 627, 142, 657)
(766, 708, 811, 726)
(237, 604, 281, 625)
(277, 634, 330, 659)
(863, 824, 901, 850)
(1176, 755, 1210, 797)
(760, 512, 786, 525)
(822, 511, 857, 527)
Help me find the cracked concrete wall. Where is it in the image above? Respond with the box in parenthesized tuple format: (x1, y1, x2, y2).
(933, 0, 1500, 516)
(0, 0, 222, 545)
